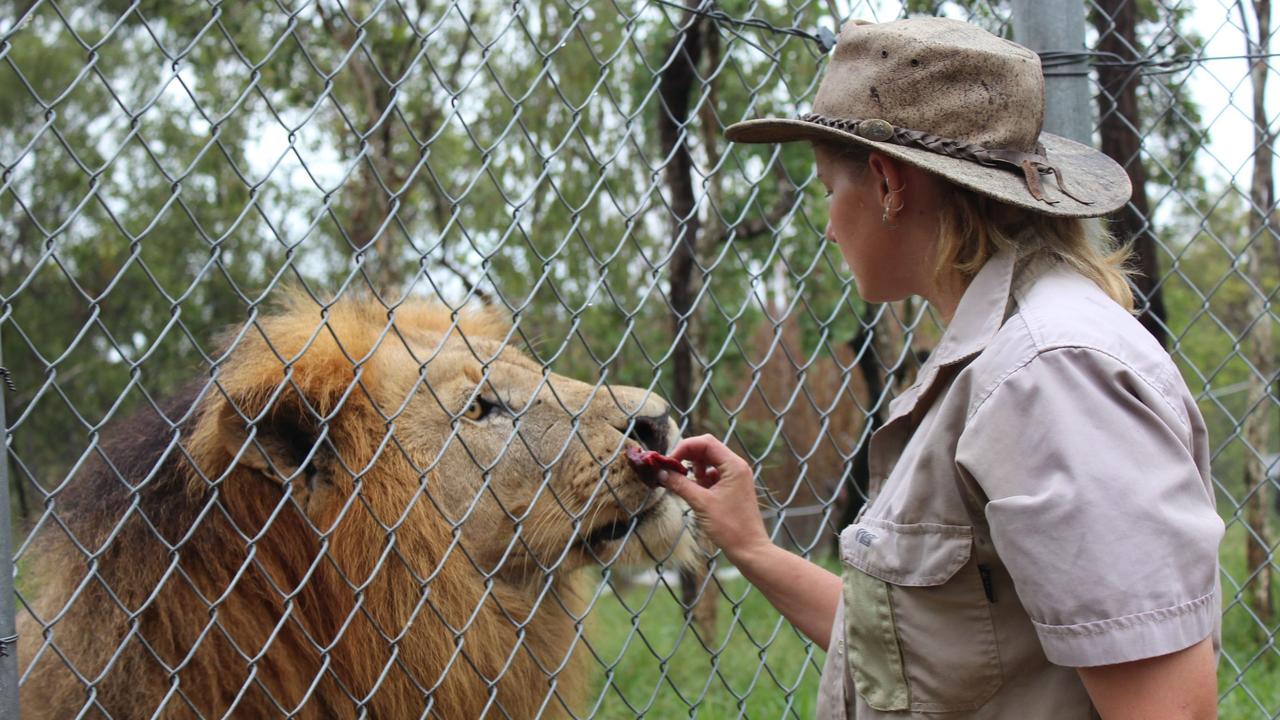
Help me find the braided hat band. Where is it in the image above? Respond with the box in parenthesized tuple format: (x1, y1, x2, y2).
(799, 113, 1091, 206)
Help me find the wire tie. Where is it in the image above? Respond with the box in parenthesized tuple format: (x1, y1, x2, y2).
(815, 27, 836, 53)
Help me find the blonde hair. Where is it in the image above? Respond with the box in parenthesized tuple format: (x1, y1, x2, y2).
(813, 141, 1134, 310)
(935, 189, 1134, 311)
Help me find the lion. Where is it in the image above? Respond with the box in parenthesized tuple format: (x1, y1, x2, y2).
(18, 294, 697, 718)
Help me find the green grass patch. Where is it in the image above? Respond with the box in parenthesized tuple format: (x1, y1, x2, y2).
(1217, 521, 1280, 719)
(584, 565, 827, 718)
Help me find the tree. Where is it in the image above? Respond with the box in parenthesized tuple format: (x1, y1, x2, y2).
(2, 1, 281, 524)
(1238, 0, 1277, 624)
(1092, 0, 1171, 346)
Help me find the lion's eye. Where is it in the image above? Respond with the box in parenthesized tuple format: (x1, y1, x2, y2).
(462, 397, 497, 422)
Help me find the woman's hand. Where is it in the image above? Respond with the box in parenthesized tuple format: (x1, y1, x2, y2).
(658, 434, 772, 564)
(659, 434, 842, 648)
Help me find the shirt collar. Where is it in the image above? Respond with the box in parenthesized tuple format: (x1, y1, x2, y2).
(930, 246, 1017, 368)
(885, 247, 1017, 423)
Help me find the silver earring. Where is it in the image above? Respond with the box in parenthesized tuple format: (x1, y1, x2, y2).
(881, 193, 904, 226)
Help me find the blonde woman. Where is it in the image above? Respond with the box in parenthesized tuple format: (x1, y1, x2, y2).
(658, 17, 1222, 719)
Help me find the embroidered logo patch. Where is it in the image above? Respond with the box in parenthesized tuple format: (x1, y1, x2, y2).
(855, 528, 878, 547)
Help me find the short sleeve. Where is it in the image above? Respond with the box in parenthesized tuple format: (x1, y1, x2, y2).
(955, 347, 1223, 667)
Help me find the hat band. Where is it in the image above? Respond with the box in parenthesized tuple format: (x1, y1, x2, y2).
(799, 113, 1092, 206)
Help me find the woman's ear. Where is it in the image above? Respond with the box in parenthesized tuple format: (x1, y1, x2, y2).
(866, 151, 905, 206)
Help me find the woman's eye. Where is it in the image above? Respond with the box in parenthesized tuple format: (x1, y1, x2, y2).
(463, 397, 497, 422)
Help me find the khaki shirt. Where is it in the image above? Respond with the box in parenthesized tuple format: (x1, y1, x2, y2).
(816, 248, 1223, 719)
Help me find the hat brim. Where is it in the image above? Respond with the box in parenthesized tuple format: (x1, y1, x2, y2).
(725, 118, 1131, 218)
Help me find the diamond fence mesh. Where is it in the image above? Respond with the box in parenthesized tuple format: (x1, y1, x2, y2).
(0, 0, 1276, 717)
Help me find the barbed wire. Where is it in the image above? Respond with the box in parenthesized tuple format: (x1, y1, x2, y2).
(650, 0, 838, 52)
(649, 1, 1280, 79)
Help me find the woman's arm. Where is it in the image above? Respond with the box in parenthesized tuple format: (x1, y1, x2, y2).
(659, 434, 843, 649)
(1077, 637, 1218, 720)
(729, 541, 843, 649)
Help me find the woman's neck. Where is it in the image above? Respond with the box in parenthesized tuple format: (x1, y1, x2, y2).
(926, 270, 970, 325)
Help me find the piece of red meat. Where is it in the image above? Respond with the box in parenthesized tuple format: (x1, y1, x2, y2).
(625, 446, 687, 486)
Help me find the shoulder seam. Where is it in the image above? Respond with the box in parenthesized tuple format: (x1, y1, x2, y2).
(966, 344, 1191, 434)
(965, 310, 1038, 418)
(1010, 290, 1045, 351)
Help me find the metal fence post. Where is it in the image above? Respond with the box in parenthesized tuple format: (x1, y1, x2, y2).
(1011, 0, 1092, 143)
(0, 334, 19, 719)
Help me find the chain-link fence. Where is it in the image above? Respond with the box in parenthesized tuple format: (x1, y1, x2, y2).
(2, 0, 1277, 717)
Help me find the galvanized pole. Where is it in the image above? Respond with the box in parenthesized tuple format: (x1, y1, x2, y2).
(1011, 0, 1093, 144)
(0, 337, 19, 719)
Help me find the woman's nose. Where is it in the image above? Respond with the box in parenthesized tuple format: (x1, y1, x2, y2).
(825, 223, 837, 243)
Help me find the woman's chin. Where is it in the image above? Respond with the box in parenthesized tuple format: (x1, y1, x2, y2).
(851, 280, 902, 305)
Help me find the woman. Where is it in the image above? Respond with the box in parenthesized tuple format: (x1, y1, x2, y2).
(657, 17, 1223, 719)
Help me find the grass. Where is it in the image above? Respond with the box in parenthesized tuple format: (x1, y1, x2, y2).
(583, 565, 828, 718)
(1216, 521, 1280, 719)
(583, 525, 1280, 720)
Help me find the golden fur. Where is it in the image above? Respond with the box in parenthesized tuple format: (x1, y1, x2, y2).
(19, 294, 695, 718)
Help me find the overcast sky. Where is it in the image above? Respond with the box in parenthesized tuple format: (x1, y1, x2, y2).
(1184, 0, 1275, 189)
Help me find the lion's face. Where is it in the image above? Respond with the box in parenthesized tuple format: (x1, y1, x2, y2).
(206, 298, 696, 584)
(380, 328, 696, 577)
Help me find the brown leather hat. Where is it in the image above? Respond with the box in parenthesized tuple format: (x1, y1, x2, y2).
(725, 17, 1131, 218)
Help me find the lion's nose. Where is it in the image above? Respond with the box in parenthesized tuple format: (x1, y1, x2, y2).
(625, 413, 670, 453)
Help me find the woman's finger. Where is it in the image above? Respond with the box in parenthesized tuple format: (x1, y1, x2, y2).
(658, 469, 710, 510)
(670, 434, 736, 466)
(692, 459, 708, 482)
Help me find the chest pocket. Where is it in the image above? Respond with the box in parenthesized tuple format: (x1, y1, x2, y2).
(840, 518, 1003, 713)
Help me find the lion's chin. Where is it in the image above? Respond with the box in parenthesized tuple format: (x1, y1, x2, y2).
(600, 494, 699, 570)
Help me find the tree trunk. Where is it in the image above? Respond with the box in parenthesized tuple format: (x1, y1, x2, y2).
(657, 4, 714, 631)
(1242, 0, 1276, 624)
(660, 9, 706, 431)
(1091, 0, 1168, 346)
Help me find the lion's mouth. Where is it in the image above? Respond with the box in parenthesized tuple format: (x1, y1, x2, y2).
(582, 502, 660, 547)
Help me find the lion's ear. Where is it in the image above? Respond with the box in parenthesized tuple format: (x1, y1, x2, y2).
(216, 388, 322, 482)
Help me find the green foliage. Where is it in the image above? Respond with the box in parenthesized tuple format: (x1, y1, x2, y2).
(1164, 188, 1280, 499)
(1, 3, 284, 508)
